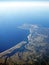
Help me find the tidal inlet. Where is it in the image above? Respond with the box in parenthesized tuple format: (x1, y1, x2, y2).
(0, 1, 49, 65)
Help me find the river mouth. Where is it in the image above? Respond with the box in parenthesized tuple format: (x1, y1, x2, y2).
(0, 27, 29, 53)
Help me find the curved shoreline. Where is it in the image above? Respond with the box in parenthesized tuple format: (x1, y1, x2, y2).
(0, 41, 26, 58)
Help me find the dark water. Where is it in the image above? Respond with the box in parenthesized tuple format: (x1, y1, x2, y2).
(0, 25, 29, 52)
(0, 4, 49, 53)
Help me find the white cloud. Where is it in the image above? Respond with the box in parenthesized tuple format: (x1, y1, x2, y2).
(0, 2, 49, 8)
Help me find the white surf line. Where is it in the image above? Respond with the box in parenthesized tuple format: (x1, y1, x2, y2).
(0, 41, 26, 58)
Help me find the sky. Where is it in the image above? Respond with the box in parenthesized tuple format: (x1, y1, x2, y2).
(0, 0, 49, 53)
(0, 0, 49, 27)
(0, 0, 49, 1)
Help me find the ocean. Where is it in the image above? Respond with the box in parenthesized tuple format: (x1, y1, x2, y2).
(0, 25, 29, 52)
